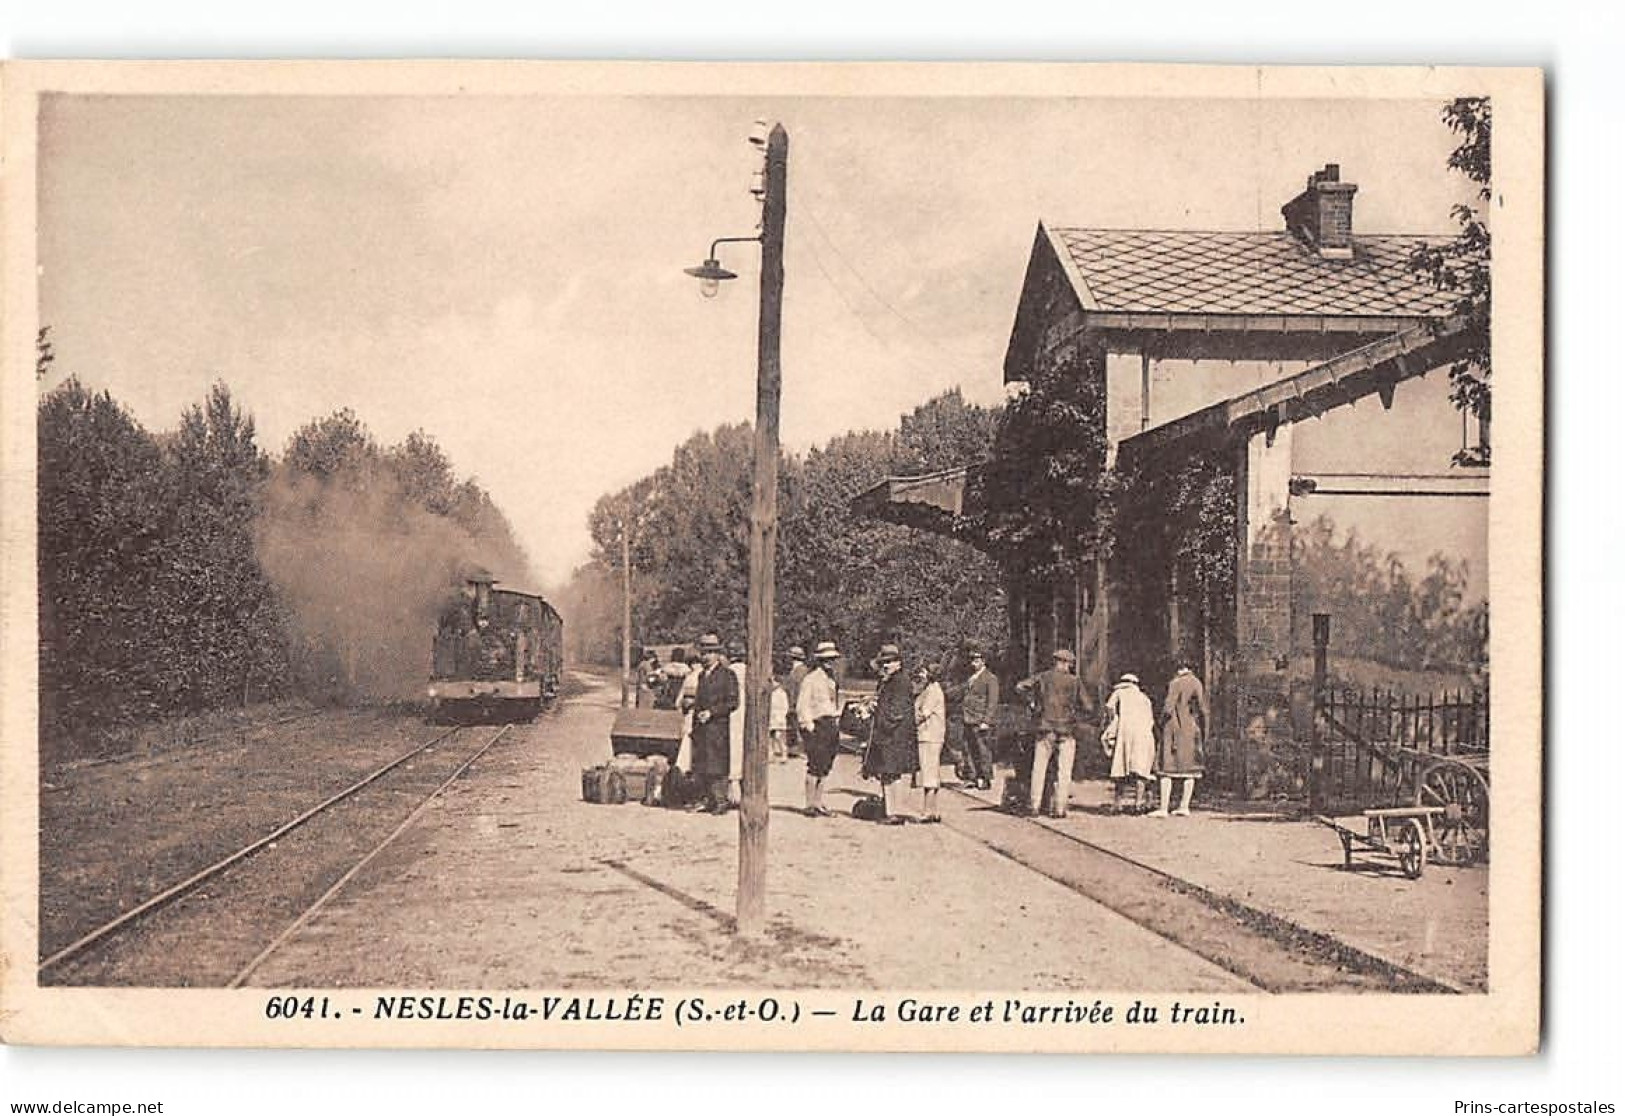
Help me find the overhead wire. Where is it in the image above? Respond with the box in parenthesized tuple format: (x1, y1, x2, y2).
(793, 198, 996, 388)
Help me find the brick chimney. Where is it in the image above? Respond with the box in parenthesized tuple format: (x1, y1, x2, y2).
(1281, 164, 1358, 260)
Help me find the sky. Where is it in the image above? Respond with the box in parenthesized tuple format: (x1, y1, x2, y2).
(36, 91, 1478, 591)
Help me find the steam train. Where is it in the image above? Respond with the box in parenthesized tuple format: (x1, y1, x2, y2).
(428, 571, 563, 721)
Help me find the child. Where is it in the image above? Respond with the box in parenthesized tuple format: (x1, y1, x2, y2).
(769, 677, 790, 763)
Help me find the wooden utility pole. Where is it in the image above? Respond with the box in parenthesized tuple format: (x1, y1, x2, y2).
(737, 123, 787, 937)
(620, 521, 632, 709)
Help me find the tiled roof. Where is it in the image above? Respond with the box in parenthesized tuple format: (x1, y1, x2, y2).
(1050, 228, 1458, 318)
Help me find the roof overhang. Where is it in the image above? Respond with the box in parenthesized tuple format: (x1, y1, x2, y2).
(1116, 313, 1476, 470)
(850, 465, 981, 537)
(1079, 311, 1432, 336)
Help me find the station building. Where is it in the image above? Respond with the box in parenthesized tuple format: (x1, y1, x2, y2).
(855, 165, 1488, 788)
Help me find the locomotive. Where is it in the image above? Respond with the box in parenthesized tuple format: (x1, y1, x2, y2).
(428, 570, 563, 721)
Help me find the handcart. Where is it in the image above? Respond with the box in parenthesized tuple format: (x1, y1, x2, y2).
(1314, 806, 1450, 880)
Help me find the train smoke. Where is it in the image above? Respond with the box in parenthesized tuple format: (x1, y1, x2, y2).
(256, 468, 533, 703)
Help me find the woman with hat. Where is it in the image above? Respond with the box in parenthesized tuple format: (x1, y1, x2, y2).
(1102, 672, 1157, 814)
(864, 643, 919, 824)
(796, 642, 843, 817)
(913, 661, 947, 823)
(1156, 664, 1210, 817)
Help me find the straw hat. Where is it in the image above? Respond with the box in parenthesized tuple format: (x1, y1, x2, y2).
(813, 641, 841, 660)
(1053, 648, 1077, 664)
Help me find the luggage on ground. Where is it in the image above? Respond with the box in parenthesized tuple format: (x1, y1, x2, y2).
(581, 764, 629, 804)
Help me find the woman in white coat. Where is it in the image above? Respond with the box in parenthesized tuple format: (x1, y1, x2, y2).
(1102, 673, 1157, 813)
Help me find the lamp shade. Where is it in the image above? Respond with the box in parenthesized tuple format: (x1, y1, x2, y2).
(684, 257, 738, 298)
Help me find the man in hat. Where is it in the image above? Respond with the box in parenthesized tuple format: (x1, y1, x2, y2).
(689, 633, 739, 813)
(864, 643, 920, 824)
(1015, 649, 1093, 818)
(783, 645, 809, 759)
(958, 645, 1001, 791)
(796, 641, 842, 817)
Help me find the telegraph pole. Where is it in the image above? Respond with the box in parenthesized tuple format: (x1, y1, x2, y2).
(620, 522, 632, 709)
(737, 123, 787, 937)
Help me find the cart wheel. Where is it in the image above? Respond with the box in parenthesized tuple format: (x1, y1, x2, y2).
(1397, 819, 1426, 879)
(1417, 759, 1490, 865)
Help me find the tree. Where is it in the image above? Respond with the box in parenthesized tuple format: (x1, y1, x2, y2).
(38, 380, 171, 747)
(1292, 515, 1487, 677)
(971, 347, 1109, 582)
(1410, 97, 1492, 465)
(567, 392, 1007, 671)
(283, 407, 379, 482)
(160, 382, 286, 711)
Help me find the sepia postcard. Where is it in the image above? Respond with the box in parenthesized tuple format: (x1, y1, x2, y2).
(0, 61, 1543, 1053)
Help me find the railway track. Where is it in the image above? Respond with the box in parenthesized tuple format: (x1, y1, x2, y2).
(938, 783, 1455, 993)
(41, 723, 514, 987)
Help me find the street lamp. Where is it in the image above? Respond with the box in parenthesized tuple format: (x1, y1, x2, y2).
(682, 243, 743, 299)
(683, 120, 788, 938)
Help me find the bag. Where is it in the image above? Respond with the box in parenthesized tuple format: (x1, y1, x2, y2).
(581, 764, 628, 805)
(661, 765, 697, 809)
(641, 754, 671, 806)
(851, 794, 886, 822)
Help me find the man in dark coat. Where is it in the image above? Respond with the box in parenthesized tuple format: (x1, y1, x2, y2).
(863, 643, 919, 824)
(958, 646, 1001, 791)
(690, 633, 739, 813)
(1015, 648, 1093, 818)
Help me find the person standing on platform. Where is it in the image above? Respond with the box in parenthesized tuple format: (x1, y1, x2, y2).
(913, 662, 947, 823)
(1103, 673, 1157, 814)
(864, 644, 919, 824)
(769, 673, 790, 763)
(675, 647, 702, 770)
(783, 645, 809, 759)
(959, 646, 1000, 791)
(727, 644, 748, 806)
(1156, 664, 1210, 816)
(689, 633, 739, 814)
(1015, 649, 1091, 818)
(796, 642, 842, 817)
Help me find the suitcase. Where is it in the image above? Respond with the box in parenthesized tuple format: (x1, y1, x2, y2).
(609, 707, 684, 761)
(637, 755, 671, 806)
(581, 764, 628, 805)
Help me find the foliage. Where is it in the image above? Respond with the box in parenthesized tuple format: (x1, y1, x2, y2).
(36, 326, 55, 380)
(573, 391, 1006, 673)
(38, 369, 535, 756)
(38, 379, 288, 754)
(970, 347, 1108, 584)
(1109, 447, 1238, 657)
(1409, 96, 1492, 465)
(1292, 515, 1488, 677)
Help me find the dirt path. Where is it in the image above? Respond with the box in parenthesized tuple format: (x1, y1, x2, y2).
(252, 676, 1250, 991)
